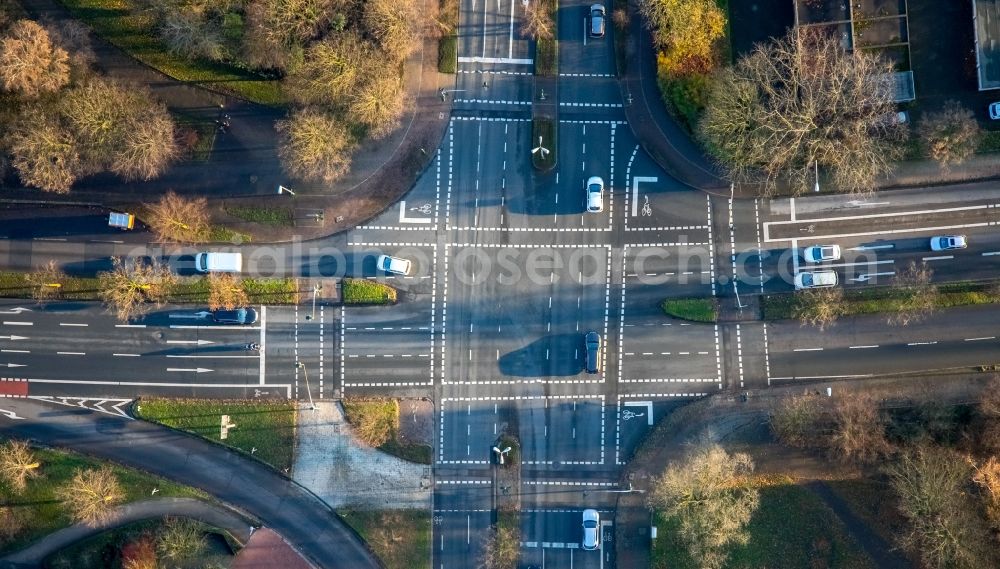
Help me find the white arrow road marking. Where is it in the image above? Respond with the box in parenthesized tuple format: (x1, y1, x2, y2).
(28, 396, 133, 419)
(166, 367, 213, 373)
(850, 271, 896, 282)
(169, 312, 212, 319)
(0, 335, 28, 340)
(0, 408, 25, 420)
(1, 363, 26, 368)
(165, 355, 256, 359)
(848, 244, 895, 251)
(0, 307, 32, 314)
(166, 339, 214, 345)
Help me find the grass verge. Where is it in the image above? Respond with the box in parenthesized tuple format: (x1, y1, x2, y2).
(0, 272, 297, 304)
(338, 510, 431, 569)
(171, 110, 217, 163)
(343, 279, 397, 305)
(134, 399, 297, 473)
(0, 442, 205, 554)
(205, 225, 253, 244)
(44, 518, 236, 569)
(761, 281, 1000, 321)
(612, 0, 629, 75)
(224, 206, 294, 227)
(438, 0, 459, 73)
(531, 117, 557, 171)
(58, 0, 285, 105)
(651, 477, 875, 569)
(535, 0, 559, 76)
(661, 297, 719, 322)
(341, 399, 432, 464)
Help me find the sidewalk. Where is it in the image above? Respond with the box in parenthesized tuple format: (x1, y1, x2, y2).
(11, 0, 453, 242)
(0, 497, 253, 567)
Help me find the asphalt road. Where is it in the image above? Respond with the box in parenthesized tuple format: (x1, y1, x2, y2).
(0, 398, 379, 569)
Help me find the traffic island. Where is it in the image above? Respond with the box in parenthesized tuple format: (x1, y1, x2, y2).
(483, 435, 520, 569)
(531, 117, 557, 171)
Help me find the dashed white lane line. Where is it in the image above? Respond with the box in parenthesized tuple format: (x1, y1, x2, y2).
(965, 336, 996, 341)
(2, 321, 32, 326)
(921, 255, 953, 261)
(793, 347, 823, 352)
(113, 353, 140, 357)
(907, 341, 938, 346)
(115, 324, 146, 328)
(849, 345, 879, 349)
(1, 349, 29, 353)
(169, 325, 261, 330)
(56, 352, 85, 355)
(984, 251, 1000, 256)
(59, 323, 88, 327)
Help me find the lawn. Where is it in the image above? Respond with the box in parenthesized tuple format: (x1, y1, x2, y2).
(342, 279, 397, 305)
(133, 399, 297, 473)
(651, 478, 874, 569)
(341, 399, 432, 464)
(761, 281, 1000, 321)
(0, 272, 299, 305)
(0, 443, 205, 555)
(58, 0, 286, 105)
(534, 0, 558, 76)
(661, 297, 719, 322)
(224, 206, 294, 227)
(438, 0, 459, 73)
(338, 509, 431, 569)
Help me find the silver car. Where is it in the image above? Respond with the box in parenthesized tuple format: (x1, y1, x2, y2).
(582, 509, 600, 550)
(589, 4, 606, 38)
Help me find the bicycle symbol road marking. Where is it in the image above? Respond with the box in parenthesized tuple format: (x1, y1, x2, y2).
(410, 203, 432, 215)
(641, 196, 652, 217)
(622, 410, 646, 421)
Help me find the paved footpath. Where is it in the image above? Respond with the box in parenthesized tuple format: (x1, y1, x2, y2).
(0, 497, 252, 568)
(0, 398, 381, 569)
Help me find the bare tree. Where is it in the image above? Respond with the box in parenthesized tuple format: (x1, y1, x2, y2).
(971, 456, 1000, 530)
(362, 0, 421, 62)
(276, 107, 355, 184)
(887, 445, 996, 569)
(887, 261, 938, 327)
(918, 100, 980, 169)
(121, 535, 157, 569)
(348, 74, 405, 139)
(160, 9, 226, 62)
(98, 256, 177, 322)
(285, 34, 371, 107)
(830, 393, 889, 463)
(792, 286, 844, 330)
(41, 19, 96, 79)
(0, 440, 40, 492)
(699, 29, 904, 195)
(648, 444, 759, 569)
(24, 260, 67, 301)
(478, 522, 519, 569)
(343, 399, 398, 447)
(157, 517, 207, 562)
(520, 0, 554, 41)
(0, 19, 70, 97)
(208, 272, 250, 310)
(242, 0, 335, 71)
(144, 191, 209, 243)
(111, 101, 179, 181)
(769, 394, 825, 448)
(7, 106, 82, 193)
(56, 466, 125, 526)
(976, 375, 1000, 452)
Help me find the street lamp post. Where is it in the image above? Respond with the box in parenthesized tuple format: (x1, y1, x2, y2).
(304, 283, 322, 321)
(295, 361, 316, 411)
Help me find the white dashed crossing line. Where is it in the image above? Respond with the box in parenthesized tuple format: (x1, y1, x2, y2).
(793, 347, 823, 352)
(849, 345, 879, 349)
(965, 336, 996, 341)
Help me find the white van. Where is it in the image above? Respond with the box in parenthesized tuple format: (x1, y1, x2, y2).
(195, 252, 243, 273)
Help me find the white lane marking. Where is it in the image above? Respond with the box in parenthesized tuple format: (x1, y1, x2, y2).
(3, 321, 32, 326)
(965, 336, 995, 341)
(115, 324, 146, 328)
(166, 367, 213, 373)
(458, 56, 533, 64)
(849, 345, 879, 349)
(113, 353, 140, 357)
(166, 339, 213, 345)
(984, 251, 1000, 256)
(848, 244, 895, 251)
(770, 203, 991, 226)
(259, 305, 266, 386)
(793, 348, 824, 352)
(921, 255, 953, 261)
(56, 352, 85, 355)
(33, 237, 66, 241)
(803, 259, 894, 269)
(169, 325, 261, 330)
(165, 355, 258, 359)
(59, 323, 88, 327)
(766, 222, 992, 242)
(631, 177, 657, 217)
(1, 349, 29, 353)
(23, 378, 292, 397)
(907, 341, 938, 346)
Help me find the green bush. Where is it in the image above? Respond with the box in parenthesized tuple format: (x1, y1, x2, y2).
(439, 35, 457, 74)
(978, 130, 1000, 154)
(531, 117, 557, 171)
(536, 38, 557, 76)
(343, 278, 397, 304)
(661, 297, 719, 322)
(225, 206, 294, 227)
(657, 70, 712, 132)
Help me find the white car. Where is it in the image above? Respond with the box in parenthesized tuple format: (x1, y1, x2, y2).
(803, 245, 841, 263)
(794, 270, 838, 290)
(586, 176, 604, 213)
(929, 235, 967, 251)
(582, 509, 600, 550)
(377, 254, 412, 275)
(990, 102, 1000, 120)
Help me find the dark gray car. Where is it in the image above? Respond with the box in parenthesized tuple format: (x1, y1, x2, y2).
(212, 307, 258, 325)
(585, 331, 602, 373)
(590, 4, 605, 38)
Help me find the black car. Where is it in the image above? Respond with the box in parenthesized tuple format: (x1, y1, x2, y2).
(212, 307, 258, 325)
